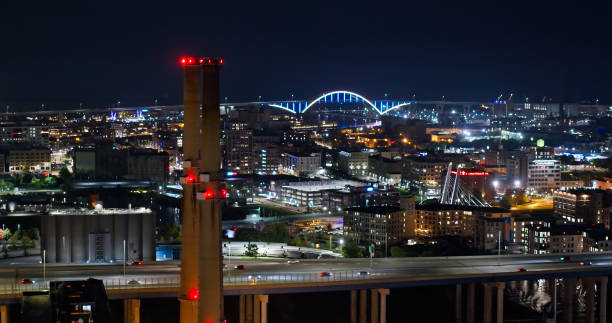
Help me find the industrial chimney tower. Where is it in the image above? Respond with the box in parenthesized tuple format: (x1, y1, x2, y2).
(179, 56, 225, 323)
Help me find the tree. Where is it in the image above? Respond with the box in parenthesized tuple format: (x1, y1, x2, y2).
(244, 243, 259, 257)
(262, 224, 290, 243)
(59, 167, 73, 191)
(24, 228, 40, 241)
(8, 234, 18, 251)
(157, 223, 181, 242)
(390, 246, 407, 257)
(342, 242, 364, 258)
(21, 235, 31, 256)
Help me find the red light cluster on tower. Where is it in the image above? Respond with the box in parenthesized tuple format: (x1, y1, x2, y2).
(203, 188, 229, 200)
(179, 56, 224, 66)
(179, 56, 196, 65)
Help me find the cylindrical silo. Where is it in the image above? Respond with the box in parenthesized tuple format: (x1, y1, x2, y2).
(71, 215, 86, 263)
(141, 212, 155, 261)
(113, 213, 127, 261)
(86, 212, 98, 234)
(100, 214, 112, 233)
(42, 215, 56, 263)
(56, 215, 72, 263)
(127, 213, 142, 261)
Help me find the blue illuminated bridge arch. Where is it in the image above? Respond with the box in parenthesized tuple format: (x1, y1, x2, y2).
(263, 90, 413, 115)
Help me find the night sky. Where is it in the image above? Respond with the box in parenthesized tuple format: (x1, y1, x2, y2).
(1, 1, 612, 110)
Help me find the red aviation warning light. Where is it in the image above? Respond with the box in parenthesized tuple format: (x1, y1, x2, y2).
(202, 187, 229, 200)
(203, 189, 215, 199)
(199, 57, 224, 65)
(179, 56, 196, 65)
(187, 288, 199, 300)
(185, 173, 197, 184)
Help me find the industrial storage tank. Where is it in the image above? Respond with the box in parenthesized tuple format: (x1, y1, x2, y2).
(41, 207, 154, 264)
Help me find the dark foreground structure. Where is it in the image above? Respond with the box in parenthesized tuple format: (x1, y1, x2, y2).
(20, 279, 111, 323)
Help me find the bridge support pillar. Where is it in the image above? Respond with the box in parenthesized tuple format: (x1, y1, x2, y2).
(483, 283, 492, 323)
(466, 283, 475, 323)
(350, 289, 389, 323)
(370, 289, 379, 323)
(495, 282, 504, 323)
(350, 290, 358, 323)
(359, 290, 367, 323)
(455, 284, 462, 323)
(124, 299, 140, 323)
(600, 276, 608, 323)
(377, 289, 389, 323)
(584, 277, 595, 323)
(563, 277, 576, 323)
(0, 304, 9, 323)
(239, 295, 268, 323)
(482, 282, 504, 323)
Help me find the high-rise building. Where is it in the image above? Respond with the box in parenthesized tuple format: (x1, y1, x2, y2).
(337, 151, 371, 176)
(402, 156, 449, 198)
(549, 227, 594, 253)
(553, 189, 610, 227)
(503, 150, 531, 189)
(224, 127, 253, 174)
(410, 204, 510, 240)
(344, 206, 410, 248)
(281, 152, 321, 175)
(527, 159, 561, 190)
(0, 123, 50, 147)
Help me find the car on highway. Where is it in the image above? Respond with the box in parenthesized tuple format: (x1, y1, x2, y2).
(579, 260, 592, 266)
(235, 265, 246, 270)
(319, 272, 332, 277)
(358, 271, 369, 276)
(287, 260, 301, 264)
(517, 268, 527, 272)
(128, 280, 142, 285)
(129, 260, 144, 265)
(560, 256, 572, 262)
(20, 279, 35, 284)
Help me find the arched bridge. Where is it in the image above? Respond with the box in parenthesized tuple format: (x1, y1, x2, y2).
(261, 90, 413, 115)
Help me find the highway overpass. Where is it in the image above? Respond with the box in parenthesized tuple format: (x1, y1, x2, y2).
(0, 253, 610, 322)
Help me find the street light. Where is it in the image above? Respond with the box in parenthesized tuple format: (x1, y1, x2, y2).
(514, 180, 521, 188)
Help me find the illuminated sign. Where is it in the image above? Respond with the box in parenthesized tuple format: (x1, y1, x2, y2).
(450, 170, 489, 176)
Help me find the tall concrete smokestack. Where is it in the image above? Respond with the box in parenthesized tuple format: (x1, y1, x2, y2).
(179, 56, 201, 323)
(197, 57, 224, 323)
(179, 56, 225, 323)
